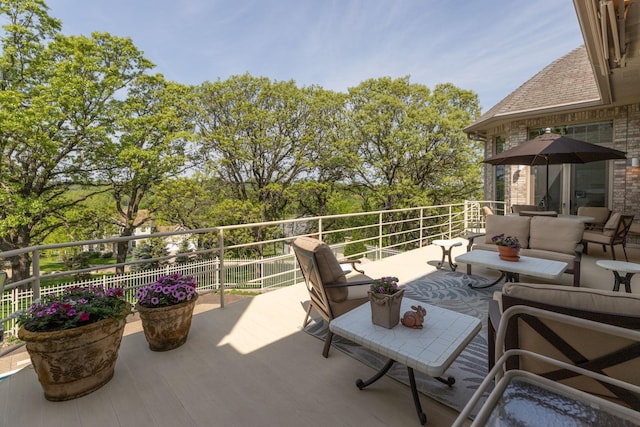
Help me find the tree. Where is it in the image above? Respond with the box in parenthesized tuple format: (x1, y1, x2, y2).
(0, 0, 152, 282)
(283, 88, 358, 218)
(195, 74, 326, 259)
(129, 238, 168, 272)
(345, 77, 482, 210)
(196, 74, 318, 223)
(98, 74, 196, 273)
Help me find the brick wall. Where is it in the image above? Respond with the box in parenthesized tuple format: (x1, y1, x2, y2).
(481, 104, 640, 218)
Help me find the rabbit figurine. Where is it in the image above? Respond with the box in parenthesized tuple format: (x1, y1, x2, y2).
(401, 305, 426, 329)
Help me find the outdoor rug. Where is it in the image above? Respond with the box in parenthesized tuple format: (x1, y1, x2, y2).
(304, 269, 495, 417)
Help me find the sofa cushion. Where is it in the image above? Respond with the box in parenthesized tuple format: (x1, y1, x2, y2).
(484, 215, 531, 248)
(604, 211, 621, 229)
(293, 237, 347, 302)
(602, 211, 621, 237)
(528, 216, 583, 255)
(502, 282, 640, 316)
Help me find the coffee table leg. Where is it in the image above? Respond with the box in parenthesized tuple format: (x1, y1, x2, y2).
(612, 271, 635, 293)
(356, 359, 395, 389)
(468, 271, 505, 289)
(408, 367, 427, 425)
(436, 246, 458, 271)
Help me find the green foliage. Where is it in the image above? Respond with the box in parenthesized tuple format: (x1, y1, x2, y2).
(343, 241, 366, 259)
(345, 77, 482, 210)
(130, 239, 168, 271)
(0, 1, 154, 281)
(0, 3, 487, 273)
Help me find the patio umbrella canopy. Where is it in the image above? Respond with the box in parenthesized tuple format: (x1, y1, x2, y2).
(483, 129, 627, 208)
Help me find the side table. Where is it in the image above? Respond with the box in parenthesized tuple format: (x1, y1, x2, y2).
(432, 239, 462, 271)
(595, 259, 640, 293)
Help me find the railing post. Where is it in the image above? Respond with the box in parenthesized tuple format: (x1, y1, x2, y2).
(32, 249, 41, 299)
(448, 205, 453, 239)
(218, 230, 225, 308)
(318, 218, 323, 240)
(419, 208, 424, 247)
(379, 212, 383, 260)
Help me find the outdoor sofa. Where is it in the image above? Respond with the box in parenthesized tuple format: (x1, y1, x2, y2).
(467, 215, 584, 286)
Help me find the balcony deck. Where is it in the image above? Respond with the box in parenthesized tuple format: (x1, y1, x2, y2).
(1, 241, 637, 427)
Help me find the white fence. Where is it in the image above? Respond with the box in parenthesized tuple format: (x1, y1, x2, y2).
(1, 255, 304, 338)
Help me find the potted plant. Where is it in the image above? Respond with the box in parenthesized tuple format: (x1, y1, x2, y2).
(17, 286, 130, 401)
(491, 233, 521, 261)
(135, 273, 198, 351)
(368, 276, 404, 328)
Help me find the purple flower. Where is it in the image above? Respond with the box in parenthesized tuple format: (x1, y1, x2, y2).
(67, 309, 77, 317)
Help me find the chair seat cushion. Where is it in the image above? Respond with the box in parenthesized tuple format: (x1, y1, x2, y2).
(582, 230, 614, 244)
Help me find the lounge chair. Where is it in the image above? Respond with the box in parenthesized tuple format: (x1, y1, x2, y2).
(292, 236, 376, 357)
(487, 282, 640, 409)
(582, 212, 634, 261)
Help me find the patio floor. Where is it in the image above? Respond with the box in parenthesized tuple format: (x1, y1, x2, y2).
(1, 240, 639, 426)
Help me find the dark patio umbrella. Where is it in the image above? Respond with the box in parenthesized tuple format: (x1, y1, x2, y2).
(483, 129, 626, 208)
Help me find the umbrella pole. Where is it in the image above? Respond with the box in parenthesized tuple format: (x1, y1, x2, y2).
(545, 161, 549, 209)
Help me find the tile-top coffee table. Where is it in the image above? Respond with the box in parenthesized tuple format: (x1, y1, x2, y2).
(329, 296, 481, 425)
(455, 249, 568, 289)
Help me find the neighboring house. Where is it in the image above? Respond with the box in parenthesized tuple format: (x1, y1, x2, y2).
(84, 211, 194, 256)
(157, 225, 197, 255)
(465, 1, 640, 216)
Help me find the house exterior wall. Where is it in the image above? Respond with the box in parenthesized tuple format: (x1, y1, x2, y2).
(482, 103, 640, 215)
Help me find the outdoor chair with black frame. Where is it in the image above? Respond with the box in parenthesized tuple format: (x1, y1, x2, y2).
(292, 236, 376, 358)
(577, 206, 611, 231)
(486, 282, 640, 411)
(582, 213, 634, 261)
(454, 304, 640, 426)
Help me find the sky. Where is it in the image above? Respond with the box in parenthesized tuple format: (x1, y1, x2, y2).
(46, 0, 586, 112)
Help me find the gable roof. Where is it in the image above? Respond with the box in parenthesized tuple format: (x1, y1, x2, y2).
(466, 45, 603, 134)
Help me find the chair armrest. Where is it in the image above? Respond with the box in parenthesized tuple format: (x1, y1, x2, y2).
(324, 279, 375, 288)
(572, 243, 583, 287)
(489, 299, 501, 331)
(465, 233, 485, 251)
(338, 259, 364, 274)
(488, 299, 502, 371)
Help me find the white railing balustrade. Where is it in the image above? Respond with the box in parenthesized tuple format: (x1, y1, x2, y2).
(0, 201, 504, 340)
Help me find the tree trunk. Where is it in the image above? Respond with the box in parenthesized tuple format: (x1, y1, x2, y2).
(115, 240, 129, 275)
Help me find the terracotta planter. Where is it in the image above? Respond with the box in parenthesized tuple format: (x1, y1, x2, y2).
(17, 305, 130, 401)
(498, 245, 520, 261)
(368, 288, 404, 329)
(136, 293, 198, 351)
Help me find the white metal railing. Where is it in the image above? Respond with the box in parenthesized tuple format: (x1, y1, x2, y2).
(0, 201, 504, 341)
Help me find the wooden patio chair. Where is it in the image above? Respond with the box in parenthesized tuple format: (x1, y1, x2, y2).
(292, 236, 376, 357)
(582, 213, 634, 261)
(488, 282, 640, 409)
